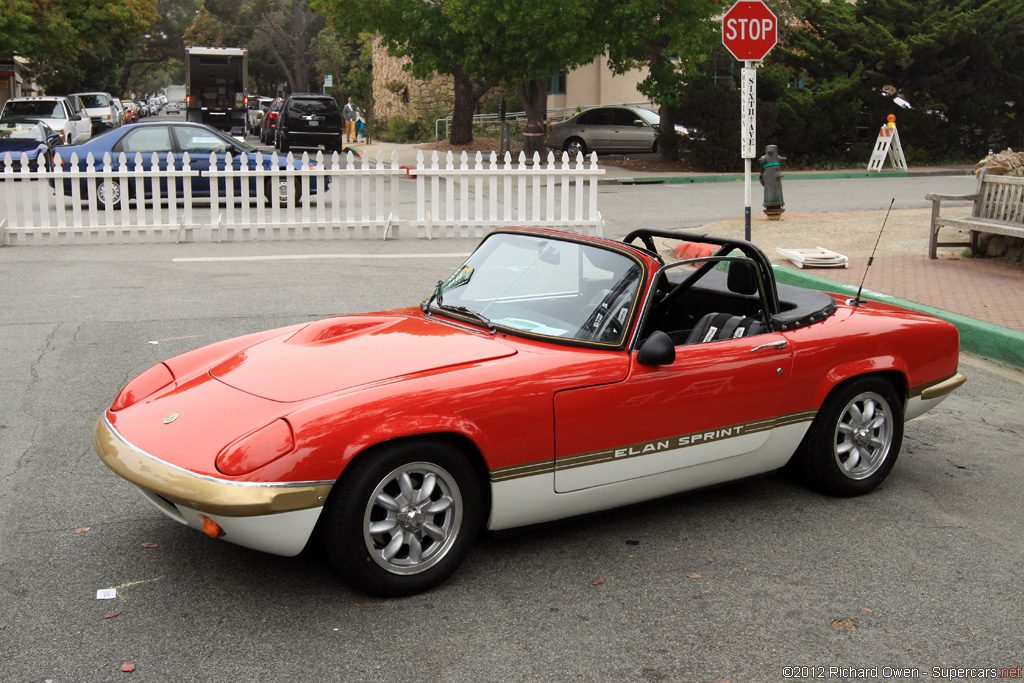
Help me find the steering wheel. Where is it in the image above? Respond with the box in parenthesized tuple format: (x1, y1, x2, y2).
(579, 288, 633, 342)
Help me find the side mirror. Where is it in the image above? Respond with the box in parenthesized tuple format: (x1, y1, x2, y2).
(637, 330, 676, 366)
(633, 119, 645, 127)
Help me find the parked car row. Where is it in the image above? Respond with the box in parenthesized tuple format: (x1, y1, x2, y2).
(0, 90, 173, 153)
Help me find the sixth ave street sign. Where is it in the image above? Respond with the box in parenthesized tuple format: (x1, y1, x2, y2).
(721, 0, 778, 62)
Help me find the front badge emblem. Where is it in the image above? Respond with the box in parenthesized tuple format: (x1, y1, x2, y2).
(163, 413, 179, 425)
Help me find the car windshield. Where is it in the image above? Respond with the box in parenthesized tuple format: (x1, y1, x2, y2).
(79, 94, 110, 108)
(430, 233, 644, 345)
(3, 101, 64, 119)
(0, 123, 42, 140)
(636, 109, 660, 126)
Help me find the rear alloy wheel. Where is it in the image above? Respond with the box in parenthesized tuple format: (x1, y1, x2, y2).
(563, 137, 587, 158)
(792, 376, 903, 496)
(95, 179, 122, 209)
(323, 439, 481, 597)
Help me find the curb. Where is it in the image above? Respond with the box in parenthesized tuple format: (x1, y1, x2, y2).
(601, 168, 971, 186)
(772, 265, 1024, 370)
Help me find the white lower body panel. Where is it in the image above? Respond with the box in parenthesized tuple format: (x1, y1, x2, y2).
(134, 485, 323, 556)
(905, 393, 952, 421)
(488, 421, 811, 530)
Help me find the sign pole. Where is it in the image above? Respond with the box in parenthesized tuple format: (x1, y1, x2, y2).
(721, 0, 777, 242)
(741, 61, 756, 241)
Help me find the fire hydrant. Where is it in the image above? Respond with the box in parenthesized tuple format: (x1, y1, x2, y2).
(759, 145, 785, 220)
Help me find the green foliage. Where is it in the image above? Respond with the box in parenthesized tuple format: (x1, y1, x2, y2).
(10, 0, 161, 95)
(376, 115, 427, 143)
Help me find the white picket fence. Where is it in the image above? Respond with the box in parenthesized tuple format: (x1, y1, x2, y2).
(0, 147, 605, 246)
(412, 150, 604, 239)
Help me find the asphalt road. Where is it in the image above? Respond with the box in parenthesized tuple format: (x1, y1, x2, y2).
(0, 237, 1021, 682)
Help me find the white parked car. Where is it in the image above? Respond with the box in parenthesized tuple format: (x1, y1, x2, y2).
(69, 92, 120, 134)
(0, 96, 91, 145)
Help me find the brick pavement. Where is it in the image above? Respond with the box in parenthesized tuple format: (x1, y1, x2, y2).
(790, 255, 1024, 332)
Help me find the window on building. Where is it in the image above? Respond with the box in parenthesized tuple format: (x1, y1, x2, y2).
(548, 72, 567, 95)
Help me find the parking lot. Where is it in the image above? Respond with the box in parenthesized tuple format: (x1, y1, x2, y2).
(0, 236, 1021, 681)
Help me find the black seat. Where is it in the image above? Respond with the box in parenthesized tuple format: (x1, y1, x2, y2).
(685, 312, 766, 344)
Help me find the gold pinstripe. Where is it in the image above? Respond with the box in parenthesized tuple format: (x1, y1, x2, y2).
(490, 409, 818, 482)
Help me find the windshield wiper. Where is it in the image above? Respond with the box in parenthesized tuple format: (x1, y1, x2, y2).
(422, 279, 494, 332)
(438, 304, 496, 333)
(422, 279, 444, 314)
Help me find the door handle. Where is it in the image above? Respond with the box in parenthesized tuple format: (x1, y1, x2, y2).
(750, 340, 788, 352)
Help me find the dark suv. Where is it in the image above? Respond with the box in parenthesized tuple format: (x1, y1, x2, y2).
(274, 94, 342, 153)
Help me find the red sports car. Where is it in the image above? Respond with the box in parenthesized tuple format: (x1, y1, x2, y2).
(93, 228, 966, 596)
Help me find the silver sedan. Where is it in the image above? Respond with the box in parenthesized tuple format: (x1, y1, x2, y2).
(545, 106, 685, 157)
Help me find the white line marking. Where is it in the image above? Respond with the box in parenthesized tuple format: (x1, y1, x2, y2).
(172, 253, 471, 263)
(147, 334, 202, 345)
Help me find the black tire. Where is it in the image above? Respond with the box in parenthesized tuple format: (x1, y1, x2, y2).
(791, 376, 904, 496)
(278, 133, 290, 153)
(95, 178, 122, 210)
(322, 438, 482, 597)
(563, 137, 587, 158)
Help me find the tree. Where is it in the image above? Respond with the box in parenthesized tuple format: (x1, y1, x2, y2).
(315, 0, 608, 148)
(186, 0, 324, 93)
(445, 0, 608, 156)
(312, 0, 489, 145)
(10, 0, 160, 95)
(606, 0, 719, 161)
(121, 0, 200, 95)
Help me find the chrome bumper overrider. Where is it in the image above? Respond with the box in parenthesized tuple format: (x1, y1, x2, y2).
(919, 373, 967, 400)
(93, 416, 333, 517)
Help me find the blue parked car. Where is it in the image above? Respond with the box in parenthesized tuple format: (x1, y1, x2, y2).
(0, 119, 62, 173)
(54, 121, 325, 208)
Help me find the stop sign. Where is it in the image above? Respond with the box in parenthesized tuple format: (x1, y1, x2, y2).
(721, 0, 778, 61)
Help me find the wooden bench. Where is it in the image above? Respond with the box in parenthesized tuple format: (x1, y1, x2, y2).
(926, 171, 1024, 258)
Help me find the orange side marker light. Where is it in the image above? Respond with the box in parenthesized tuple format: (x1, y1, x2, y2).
(200, 515, 225, 538)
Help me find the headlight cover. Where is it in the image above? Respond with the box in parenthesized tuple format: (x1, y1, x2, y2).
(216, 419, 295, 476)
(110, 363, 174, 411)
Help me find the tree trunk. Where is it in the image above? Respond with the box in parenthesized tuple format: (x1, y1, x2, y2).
(450, 67, 488, 145)
(291, 0, 310, 92)
(518, 78, 548, 161)
(657, 103, 680, 162)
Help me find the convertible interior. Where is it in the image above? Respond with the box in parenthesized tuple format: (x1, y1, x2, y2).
(628, 230, 838, 347)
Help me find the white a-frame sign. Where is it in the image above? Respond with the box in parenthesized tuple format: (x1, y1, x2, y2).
(867, 122, 907, 172)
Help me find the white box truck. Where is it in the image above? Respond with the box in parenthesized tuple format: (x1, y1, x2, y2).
(185, 47, 248, 134)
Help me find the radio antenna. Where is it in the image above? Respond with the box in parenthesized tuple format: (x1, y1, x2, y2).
(852, 197, 895, 307)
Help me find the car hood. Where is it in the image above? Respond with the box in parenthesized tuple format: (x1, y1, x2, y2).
(210, 313, 517, 402)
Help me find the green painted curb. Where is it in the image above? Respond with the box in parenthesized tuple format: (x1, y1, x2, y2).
(614, 171, 911, 185)
(772, 265, 1024, 370)
(608, 168, 971, 185)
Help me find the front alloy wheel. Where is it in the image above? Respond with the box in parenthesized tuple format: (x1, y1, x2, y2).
(323, 439, 481, 596)
(363, 462, 462, 575)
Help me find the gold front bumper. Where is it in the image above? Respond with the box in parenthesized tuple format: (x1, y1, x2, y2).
(93, 417, 333, 517)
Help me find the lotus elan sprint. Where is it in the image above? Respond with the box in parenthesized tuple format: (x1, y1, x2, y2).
(93, 228, 966, 596)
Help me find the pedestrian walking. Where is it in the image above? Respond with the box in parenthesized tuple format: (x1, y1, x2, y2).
(343, 97, 357, 143)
